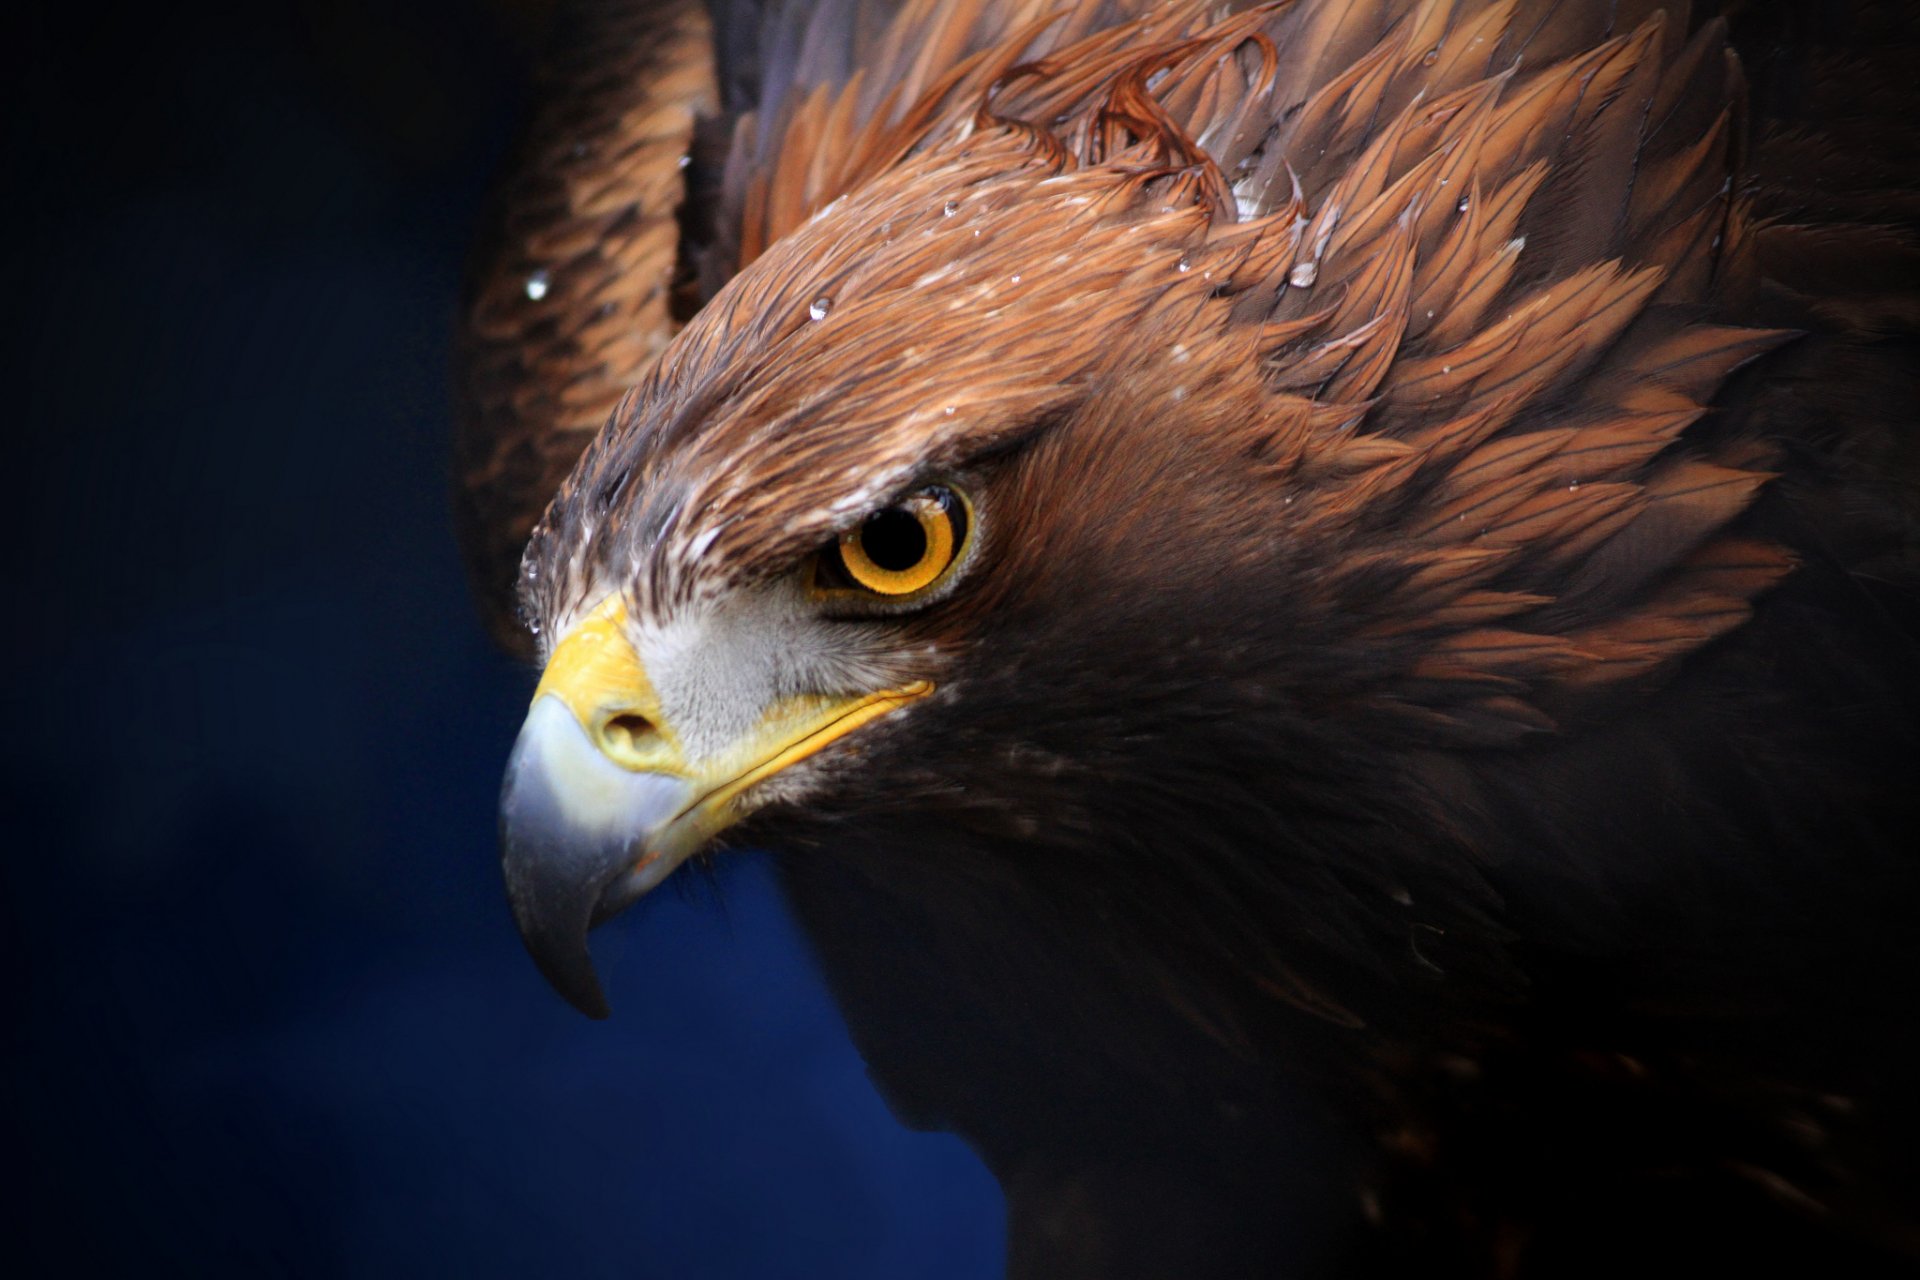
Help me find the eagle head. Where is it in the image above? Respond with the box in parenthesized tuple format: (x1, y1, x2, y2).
(499, 11, 1785, 1020)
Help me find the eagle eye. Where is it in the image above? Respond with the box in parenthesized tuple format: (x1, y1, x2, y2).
(812, 485, 970, 601)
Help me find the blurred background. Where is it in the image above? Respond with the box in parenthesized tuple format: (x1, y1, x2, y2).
(2, 1, 1003, 1273)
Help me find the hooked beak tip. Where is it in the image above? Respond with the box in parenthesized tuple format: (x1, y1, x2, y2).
(500, 853, 614, 1019)
(498, 696, 694, 1019)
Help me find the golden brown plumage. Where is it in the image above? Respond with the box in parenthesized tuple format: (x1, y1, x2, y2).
(506, 0, 1822, 738)
(458, 1, 1920, 1273)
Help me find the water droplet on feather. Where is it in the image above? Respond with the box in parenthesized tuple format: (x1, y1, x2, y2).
(524, 270, 550, 301)
(808, 296, 832, 321)
(1288, 261, 1318, 288)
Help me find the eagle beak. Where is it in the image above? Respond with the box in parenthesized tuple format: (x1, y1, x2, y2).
(500, 695, 693, 1018)
(499, 595, 930, 1018)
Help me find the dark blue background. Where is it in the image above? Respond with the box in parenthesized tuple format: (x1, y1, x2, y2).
(3, 3, 1003, 1273)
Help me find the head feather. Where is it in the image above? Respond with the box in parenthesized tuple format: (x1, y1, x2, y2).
(527, 0, 1793, 741)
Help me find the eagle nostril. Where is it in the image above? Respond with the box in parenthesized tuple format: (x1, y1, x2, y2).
(601, 712, 658, 756)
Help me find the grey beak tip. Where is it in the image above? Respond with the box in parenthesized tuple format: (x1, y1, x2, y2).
(527, 940, 614, 1020)
(500, 820, 623, 1020)
(498, 695, 693, 1020)
(505, 889, 615, 1019)
(499, 775, 623, 1020)
(547, 954, 614, 1021)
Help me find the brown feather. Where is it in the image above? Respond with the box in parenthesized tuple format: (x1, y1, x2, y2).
(471, 2, 1920, 1267)
(453, 0, 716, 649)
(504, 0, 1829, 745)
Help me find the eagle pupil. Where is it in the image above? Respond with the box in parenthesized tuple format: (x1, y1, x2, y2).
(862, 508, 928, 571)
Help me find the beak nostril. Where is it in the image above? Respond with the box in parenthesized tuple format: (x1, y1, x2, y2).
(602, 712, 656, 753)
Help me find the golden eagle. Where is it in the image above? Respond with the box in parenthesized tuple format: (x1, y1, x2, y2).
(455, 0, 1920, 1272)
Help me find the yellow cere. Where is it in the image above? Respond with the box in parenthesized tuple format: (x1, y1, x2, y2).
(532, 596, 684, 773)
(530, 594, 936, 845)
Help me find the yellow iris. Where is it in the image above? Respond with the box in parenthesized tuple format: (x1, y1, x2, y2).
(830, 487, 968, 597)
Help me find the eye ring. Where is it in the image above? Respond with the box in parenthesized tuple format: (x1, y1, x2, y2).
(811, 485, 971, 603)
